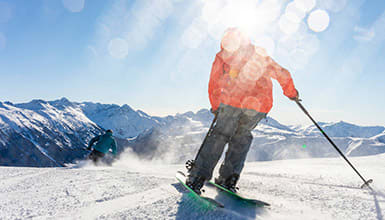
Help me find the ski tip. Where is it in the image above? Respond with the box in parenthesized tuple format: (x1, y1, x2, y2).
(176, 170, 186, 177)
(262, 202, 271, 207)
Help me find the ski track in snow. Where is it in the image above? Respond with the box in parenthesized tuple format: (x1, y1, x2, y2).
(78, 184, 176, 219)
(0, 154, 384, 220)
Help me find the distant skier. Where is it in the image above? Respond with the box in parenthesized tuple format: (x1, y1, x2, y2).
(87, 129, 117, 164)
(186, 27, 299, 194)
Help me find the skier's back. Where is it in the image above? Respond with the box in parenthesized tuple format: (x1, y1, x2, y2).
(186, 27, 299, 194)
(87, 129, 117, 164)
(209, 28, 298, 114)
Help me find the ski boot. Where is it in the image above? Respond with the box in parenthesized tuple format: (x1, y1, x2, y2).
(215, 174, 240, 193)
(185, 160, 195, 172)
(186, 175, 206, 195)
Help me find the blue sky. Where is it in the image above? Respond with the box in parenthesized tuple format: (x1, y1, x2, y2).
(0, 0, 384, 126)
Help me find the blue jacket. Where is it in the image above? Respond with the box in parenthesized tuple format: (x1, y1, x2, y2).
(88, 132, 117, 155)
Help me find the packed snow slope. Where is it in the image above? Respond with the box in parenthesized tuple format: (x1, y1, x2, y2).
(1, 153, 384, 220)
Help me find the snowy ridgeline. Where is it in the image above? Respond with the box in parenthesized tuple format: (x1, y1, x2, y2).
(0, 98, 384, 167)
(1, 153, 384, 219)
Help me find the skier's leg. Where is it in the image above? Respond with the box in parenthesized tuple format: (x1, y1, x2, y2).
(89, 150, 104, 164)
(94, 151, 105, 164)
(189, 104, 242, 181)
(218, 110, 266, 181)
(94, 152, 101, 164)
(88, 151, 96, 162)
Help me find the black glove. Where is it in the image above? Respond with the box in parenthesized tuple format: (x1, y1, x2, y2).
(289, 89, 300, 102)
(210, 108, 218, 115)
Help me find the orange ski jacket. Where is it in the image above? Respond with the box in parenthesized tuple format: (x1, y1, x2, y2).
(208, 38, 298, 113)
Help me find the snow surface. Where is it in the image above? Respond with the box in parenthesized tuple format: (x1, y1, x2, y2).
(1, 153, 384, 220)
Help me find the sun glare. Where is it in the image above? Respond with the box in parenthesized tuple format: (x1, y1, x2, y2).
(194, 0, 334, 69)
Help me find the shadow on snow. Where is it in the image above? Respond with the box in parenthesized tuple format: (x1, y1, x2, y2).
(172, 183, 266, 219)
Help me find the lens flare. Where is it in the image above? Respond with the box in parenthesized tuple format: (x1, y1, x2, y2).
(307, 9, 330, 32)
(279, 14, 300, 35)
(285, 1, 306, 23)
(241, 96, 262, 110)
(254, 36, 275, 55)
(221, 30, 241, 52)
(200, 0, 285, 40)
(108, 38, 129, 59)
(294, 0, 316, 13)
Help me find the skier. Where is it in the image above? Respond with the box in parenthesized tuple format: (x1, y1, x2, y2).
(186, 27, 299, 194)
(87, 129, 117, 164)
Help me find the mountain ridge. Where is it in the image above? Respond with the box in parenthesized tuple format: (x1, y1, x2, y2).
(0, 98, 384, 167)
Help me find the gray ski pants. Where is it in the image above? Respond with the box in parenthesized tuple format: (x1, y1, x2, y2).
(190, 103, 267, 180)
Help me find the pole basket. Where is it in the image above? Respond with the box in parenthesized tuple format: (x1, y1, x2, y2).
(360, 179, 373, 189)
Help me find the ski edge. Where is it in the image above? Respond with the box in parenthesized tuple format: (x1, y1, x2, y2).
(208, 180, 270, 207)
(176, 171, 224, 208)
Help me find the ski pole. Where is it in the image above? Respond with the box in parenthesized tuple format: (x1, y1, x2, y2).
(196, 113, 218, 159)
(295, 100, 373, 189)
(186, 113, 218, 171)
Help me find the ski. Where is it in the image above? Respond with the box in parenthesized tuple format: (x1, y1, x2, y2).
(208, 180, 270, 207)
(175, 171, 224, 208)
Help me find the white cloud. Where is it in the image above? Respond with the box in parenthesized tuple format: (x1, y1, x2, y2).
(353, 26, 375, 42)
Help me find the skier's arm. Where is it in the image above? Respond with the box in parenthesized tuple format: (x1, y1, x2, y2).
(87, 135, 100, 149)
(208, 54, 224, 112)
(110, 139, 117, 155)
(266, 57, 298, 99)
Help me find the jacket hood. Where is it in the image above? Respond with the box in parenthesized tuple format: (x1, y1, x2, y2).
(220, 27, 252, 52)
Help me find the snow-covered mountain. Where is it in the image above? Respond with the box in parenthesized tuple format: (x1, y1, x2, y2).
(0, 98, 161, 167)
(0, 98, 384, 167)
(128, 110, 385, 163)
(0, 99, 101, 167)
(1, 153, 384, 219)
(79, 101, 164, 138)
(298, 121, 385, 138)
